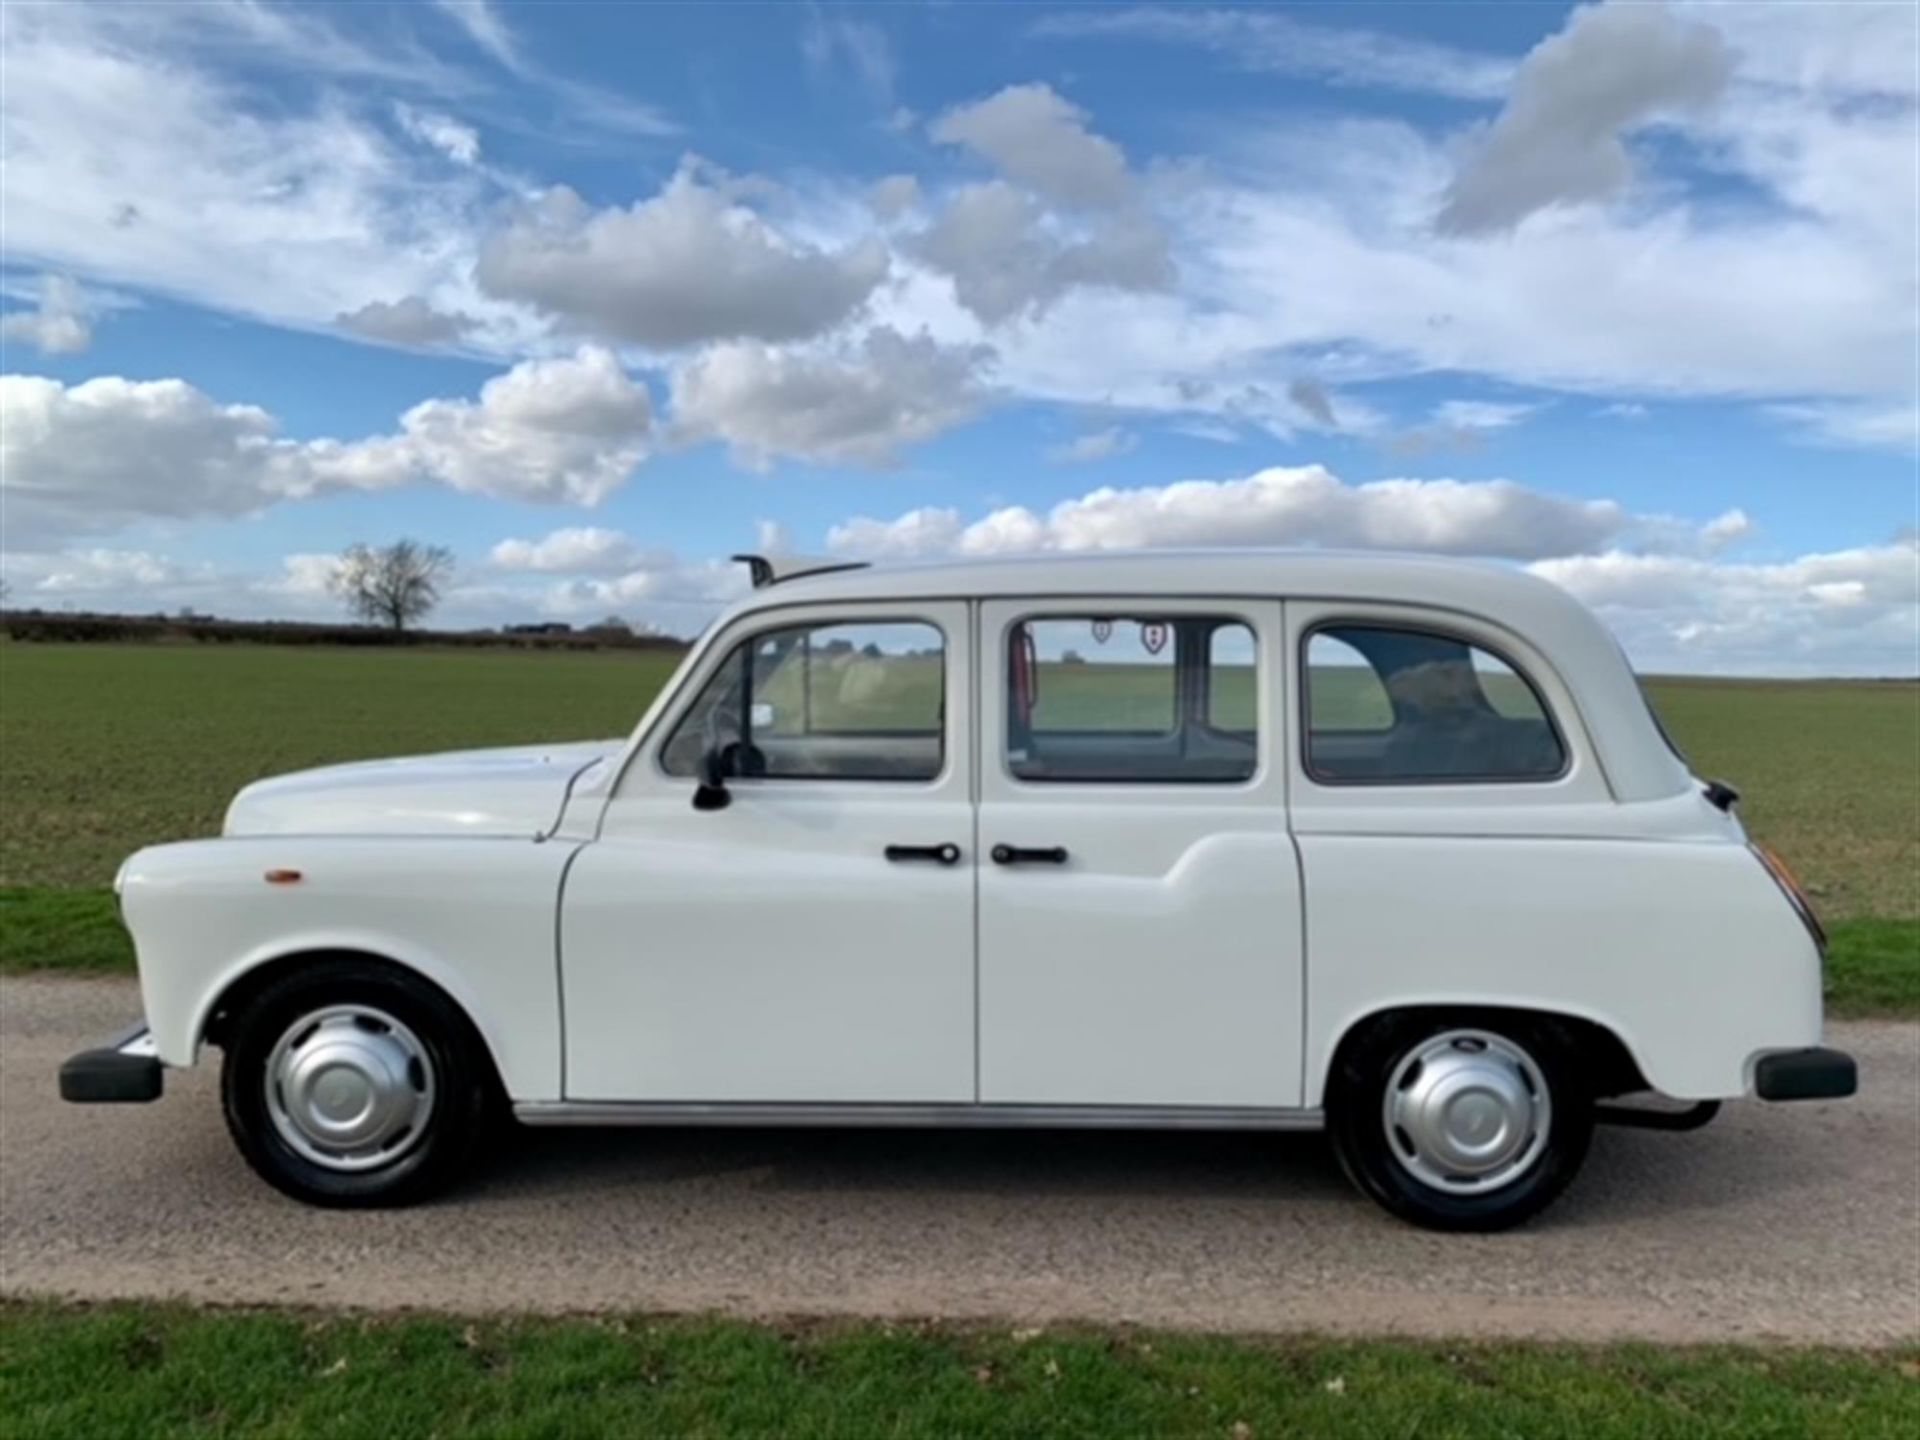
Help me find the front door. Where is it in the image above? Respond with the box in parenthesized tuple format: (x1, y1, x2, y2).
(561, 601, 975, 1102)
(975, 598, 1304, 1108)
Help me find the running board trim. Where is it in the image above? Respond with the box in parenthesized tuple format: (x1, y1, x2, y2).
(515, 1101, 1326, 1132)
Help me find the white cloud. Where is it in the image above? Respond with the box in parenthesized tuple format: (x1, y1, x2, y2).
(669, 327, 992, 468)
(66, 0, 478, 92)
(1771, 401, 1920, 455)
(393, 103, 481, 165)
(0, 546, 351, 623)
(0, 274, 93, 354)
(802, 9, 897, 106)
(830, 463, 1645, 561)
(276, 553, 346, 598)
(1119, 106, 1914, 434)
(1672, 0, 1918, 102)
(825, 506, 968, 560)
(0, 374, 315, 542)
(1699, 508, 1753, 552)
(932, 84, 1131, 210)
(429, 0, 677, 137)
(869, 174, 921, 220)
(431, 0, 523, 72)
(1047, 427, 1138, 464)
(319, 347, 653, 504)
(0, 5, 501, 343)
(336, 296, 476, 347)
(7, 547, 205, 594)
(1, 348, 652, 542)
(1437, 2, 1735, 234)
(1286, 379, 1339, 429)
(1169, 419, 1242, 444)
(475, 165, 889, 349)
(9, 0, 1907, 469)
(1030, 6, 1514, 102)
(536, 552, 748, 624)
(491, 527, 645, 575)
(909, 181, 1173, 325)
(1431, 399, 1538, 432)
(909, 83, 1173, 326)
(1532, 537, 1920, 676)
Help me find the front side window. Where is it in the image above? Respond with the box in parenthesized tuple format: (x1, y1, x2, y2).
(1304, 625, 1565, 784)
(661, 620, 945, 781)
(1007, 616, 1258, 783)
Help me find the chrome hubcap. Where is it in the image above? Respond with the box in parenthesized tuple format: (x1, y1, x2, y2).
(265, 1004, 434, 1172)
(1383, 1029, 1550, 1194)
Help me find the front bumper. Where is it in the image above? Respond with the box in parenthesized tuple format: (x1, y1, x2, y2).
(59, 1021, 163, 1103)
(1754, 1046, 1857, 1101)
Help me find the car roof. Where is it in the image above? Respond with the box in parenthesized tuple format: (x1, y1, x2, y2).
(748, 548, 1573, 613)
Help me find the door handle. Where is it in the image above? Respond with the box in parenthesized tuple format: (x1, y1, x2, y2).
(885, 843, 962, 866)
(990, 844, 1068, 866)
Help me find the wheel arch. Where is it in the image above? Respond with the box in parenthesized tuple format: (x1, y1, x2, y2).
(196, 944, 510, 1105)
(1316, 1001, 1650, 1109)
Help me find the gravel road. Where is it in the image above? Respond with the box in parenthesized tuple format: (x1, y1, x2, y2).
(4, 975, 1915, 1344)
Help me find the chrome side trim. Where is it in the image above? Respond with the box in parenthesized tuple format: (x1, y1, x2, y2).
(514, 1101, 1325, 1131)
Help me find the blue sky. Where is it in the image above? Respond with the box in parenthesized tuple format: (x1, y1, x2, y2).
(0, 0, 1914, 674)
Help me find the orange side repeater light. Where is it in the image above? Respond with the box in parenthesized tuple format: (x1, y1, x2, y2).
(1752, 844, 1826, 953)
(264, 868, 303, 885)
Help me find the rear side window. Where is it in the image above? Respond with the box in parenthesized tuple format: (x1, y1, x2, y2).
(1304, 625, 1565, 784)
(661, 620, 945, 781)
(1007, 616, 1258, 783)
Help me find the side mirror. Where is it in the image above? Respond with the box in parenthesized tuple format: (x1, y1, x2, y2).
(691, 744, 731, 811)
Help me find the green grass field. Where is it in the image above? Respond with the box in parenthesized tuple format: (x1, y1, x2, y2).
(0, 644, 1914, 1008)
(3, 1303, 1915, 1440)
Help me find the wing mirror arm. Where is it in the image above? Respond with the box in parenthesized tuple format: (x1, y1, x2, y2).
(692, 745, 731, 811)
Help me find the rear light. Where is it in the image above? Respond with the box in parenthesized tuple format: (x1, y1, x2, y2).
(1752, 843, 1827, 953)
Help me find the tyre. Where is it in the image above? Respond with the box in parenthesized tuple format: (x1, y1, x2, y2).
(220, 958, 492, 1207)
(1327, 1012, 1593, 1232)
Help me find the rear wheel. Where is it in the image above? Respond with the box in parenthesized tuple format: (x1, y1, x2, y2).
(1328, 1012, 1593, 1232)
(220, 959, 490, 1207)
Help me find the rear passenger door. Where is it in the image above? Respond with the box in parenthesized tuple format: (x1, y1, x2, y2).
(975, 598, 1304, 1108)
(1285, 601, 1615, 1104)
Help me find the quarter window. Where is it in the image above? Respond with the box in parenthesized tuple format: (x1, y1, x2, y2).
(661, 621, 945, 781)
(1007, 616, 1258, 783)
(1304, 625, 1565, 784)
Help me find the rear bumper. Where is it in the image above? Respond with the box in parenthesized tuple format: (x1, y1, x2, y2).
(1754, 1046, 1857, 1102)
(59, 1021, 163, 1103)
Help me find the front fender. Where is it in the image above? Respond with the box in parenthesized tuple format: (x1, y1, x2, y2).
(120, 835, 581, 1102)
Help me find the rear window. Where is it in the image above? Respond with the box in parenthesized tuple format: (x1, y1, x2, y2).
(1304, 625, 1566, 784)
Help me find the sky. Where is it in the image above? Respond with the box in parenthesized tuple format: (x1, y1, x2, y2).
(0, 0, 1915, 676)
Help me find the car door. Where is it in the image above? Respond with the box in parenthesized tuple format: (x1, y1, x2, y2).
(561, 601, 975, 1103)
(1285, 602, 1615, 1106)
(975, 598, 1305, 1108)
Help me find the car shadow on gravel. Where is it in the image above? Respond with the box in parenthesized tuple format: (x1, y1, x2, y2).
(465, 1125, 1355, 1206)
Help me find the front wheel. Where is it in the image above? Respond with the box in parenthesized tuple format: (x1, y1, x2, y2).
(220, 959, 491, 1207)
(1327, 1013, 1593, 1232)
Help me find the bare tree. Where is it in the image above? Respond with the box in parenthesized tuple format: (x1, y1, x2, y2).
(331, 540, 454, 632)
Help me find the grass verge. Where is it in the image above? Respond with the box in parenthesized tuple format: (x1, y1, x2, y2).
(3, 885, 1914, 1018)
(1, 1302, 1915, 1440)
